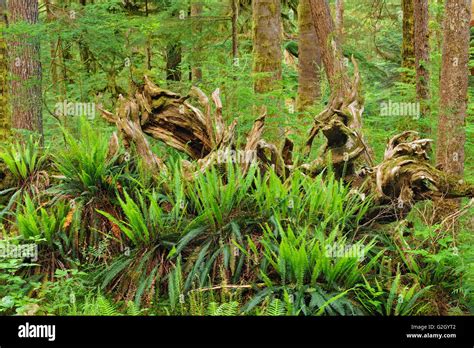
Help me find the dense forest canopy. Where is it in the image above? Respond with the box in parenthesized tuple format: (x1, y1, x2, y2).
(0, 0, 472, 317)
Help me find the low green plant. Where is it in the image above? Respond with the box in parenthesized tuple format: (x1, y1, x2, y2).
(0, 255, 41, 315)
(356, 269, 432, 316)
(52, 118, 123, 200)
(0, 133, 48, 184)
(0, 134, 49, 220)
(243, 221, 381, 291)
(16, 194, 69, 248)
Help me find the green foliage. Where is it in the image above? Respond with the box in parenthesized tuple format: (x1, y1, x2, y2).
(98, 190, 168, 246)
(186, 163, 257, 230)
(356, 270, 432, 316)
(16, 194, 69, 247)
(0, 134, 47, 183)
(207, 301, 239, 316)
(245, 221, 380, 290)
(0, 134, 49, 221)
(52, 118, 122, 201)
(82, 294, 120, 316)
(0, 254, 41, 315)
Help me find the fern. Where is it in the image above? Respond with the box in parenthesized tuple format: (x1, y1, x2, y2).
(265, 299, 286, 316)
(82, 295, 119, 316)
(126, 301, 142, 316)
(207, 301, 239, 316)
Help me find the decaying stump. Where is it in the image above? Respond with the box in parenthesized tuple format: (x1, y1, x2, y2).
(100, 74, 474, 224)
(302, 57, 373, 179)
(350, 131, 474, 221)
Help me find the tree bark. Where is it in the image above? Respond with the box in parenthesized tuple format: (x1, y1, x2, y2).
(305, 0, 374, 174)
(335, 0, 344, 43)
(401, 0, 415, 84)
(308, 0, 348, 91)
(0, 0, 9, 140)
(435, 0, 471, 224)
(414, 0, 430, 120)
(8, 0, 43, 135)
(252, 0, 282, 136)
(252, 0, 282, 94)
(297, 0, 321, 112)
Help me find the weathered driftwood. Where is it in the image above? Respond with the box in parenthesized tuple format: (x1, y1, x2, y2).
(100, 74, 474, 223)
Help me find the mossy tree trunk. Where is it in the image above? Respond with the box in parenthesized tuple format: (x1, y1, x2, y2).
(8, 0, 43, 136)
(252, 0, 282, 135)
(435, 0, 472, 226)
(414, 0, 430, 122)
(401, 0, 415, 84)
(296, 0, 321, 113)
(0, 0, 9, 140)
(335, 0, 344, 42)
(191, 0, 203, 82)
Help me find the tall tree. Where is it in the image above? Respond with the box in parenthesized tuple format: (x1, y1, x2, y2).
(435, 0, 471, 224)
(191, 0, 203, 82)
(252, 0, 282, 133)
(8, 0, 42, 135)
(0, 0, 9, 140)
(335, 0, 344, 42)
(414, 0, 430, 120)
(401, 0, 415, 83)
(309, 0, 348, 91)
(296, 0, 321, 112)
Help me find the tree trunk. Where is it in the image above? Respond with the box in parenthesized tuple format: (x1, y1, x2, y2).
(0, 0, 9, 140)
(191, 0, 203, 82)
(435, 0, 471, 225)
(335, 0, 344, 43)
(297, 0, 321, 112)
(309, 0, 348, 91)
(306, 0, 374, 172)
(401, 0, 415, 84)
(252, 0, 282, 136)
(8, 0, 42, 135)
(252, 0, 282, 93)
(252, 0, 282, 94)
(414, 0, 430, 121)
